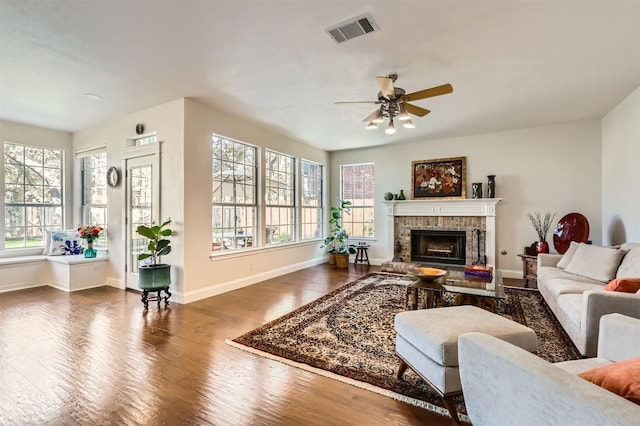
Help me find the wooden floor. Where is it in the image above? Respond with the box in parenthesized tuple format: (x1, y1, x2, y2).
(0, 264, 523, 425)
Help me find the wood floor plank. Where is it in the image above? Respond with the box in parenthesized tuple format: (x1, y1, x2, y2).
(0, 264, 481, 425)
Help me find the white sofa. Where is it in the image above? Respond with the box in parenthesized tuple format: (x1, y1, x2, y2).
(459, 314, 640, 426)
(537, 242, 640, 356)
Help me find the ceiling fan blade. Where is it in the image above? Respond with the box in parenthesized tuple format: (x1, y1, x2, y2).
(404, 103, 431, 117)
(335, 101, 381, 104)
(362, 108, 385, 123)
(376, 76, 395, 99)
(403, 83, 453, 102)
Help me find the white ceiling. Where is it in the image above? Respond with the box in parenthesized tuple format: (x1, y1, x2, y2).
(1, 1, 639, 151)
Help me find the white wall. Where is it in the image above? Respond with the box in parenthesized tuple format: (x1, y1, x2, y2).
(73, 99, 185, 292)
(602, 86, 640, 245)
(330, 120, 603, 276)
(72, 98, 330, 302)
(0, 120, 73, 257)
(182, 99, 330, 302)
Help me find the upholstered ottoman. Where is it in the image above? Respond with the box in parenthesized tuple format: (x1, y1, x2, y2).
(395, 305, 538, 423)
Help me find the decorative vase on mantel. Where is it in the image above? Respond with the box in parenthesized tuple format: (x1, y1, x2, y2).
(84, 239, 97, 258)
(487, 175, 496, 198)
(536, 240, 550, 254)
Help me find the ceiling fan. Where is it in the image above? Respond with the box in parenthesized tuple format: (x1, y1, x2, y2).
(336, 74, 453, 134)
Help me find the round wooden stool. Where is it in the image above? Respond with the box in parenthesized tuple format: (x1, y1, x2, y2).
(354, 245, 370, 265)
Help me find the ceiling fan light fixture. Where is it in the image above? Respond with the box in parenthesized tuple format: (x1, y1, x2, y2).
(371, 107, 384, 123)
(385, 119, 396, 135)
(402, 118, 415, 129)
(397, 107, 411, 121)
(366, 121, 378, 129)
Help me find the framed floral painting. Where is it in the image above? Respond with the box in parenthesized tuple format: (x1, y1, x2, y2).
(411, 156, 466, 199)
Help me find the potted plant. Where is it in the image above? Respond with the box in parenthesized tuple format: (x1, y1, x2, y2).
(136, 219, 173, 289)
(333, 228, 357, 268)
(322, 200, 356, 268)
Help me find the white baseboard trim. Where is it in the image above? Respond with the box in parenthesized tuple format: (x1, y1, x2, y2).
(106, 277, 124, 289)
(0, 281, 46, 294)
(182, 256, 327, 304)
(500, 269, 523, 280)
(49, 282, 107, 293)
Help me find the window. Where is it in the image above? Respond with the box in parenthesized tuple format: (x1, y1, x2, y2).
(3, 143, 63, 249)
(212, 135, 257, 251)
(133, 134, 157, 146)
(300, 160, 323, 240)
(265, 150, 295, 244)
(340, 163, 375, 238)
(81, 152, 108, 247)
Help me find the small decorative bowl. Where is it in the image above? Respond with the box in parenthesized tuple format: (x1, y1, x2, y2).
(409, 267, 447, 282)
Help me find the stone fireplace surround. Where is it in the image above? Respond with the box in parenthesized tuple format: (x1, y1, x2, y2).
(383, 199, 501, 269)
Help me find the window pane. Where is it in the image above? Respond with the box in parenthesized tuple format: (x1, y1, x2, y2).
(211, 135, 257, 251)
(301, 161, 323, 240)
(81, 152, 107, 247)
(265, 150, 295, 244)
(4, 164, 24, 184)
(4, 184, 24, 203)
(341, 163, 375, 238)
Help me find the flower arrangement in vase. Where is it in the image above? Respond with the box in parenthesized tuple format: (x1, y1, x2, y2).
(526, 211, 556, 253)
(77, 225, 103, 258)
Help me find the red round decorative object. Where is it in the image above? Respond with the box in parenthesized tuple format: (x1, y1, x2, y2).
(553, 213, 590, 254)
(536, 240, 549, 254)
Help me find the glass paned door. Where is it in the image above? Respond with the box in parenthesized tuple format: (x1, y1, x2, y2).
(125, 154, 159, 289)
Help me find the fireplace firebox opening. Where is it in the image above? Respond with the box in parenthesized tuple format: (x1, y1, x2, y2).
(410, 230, 466, 265)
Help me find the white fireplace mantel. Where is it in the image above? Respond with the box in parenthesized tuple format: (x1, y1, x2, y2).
(384, 198, 502, 267)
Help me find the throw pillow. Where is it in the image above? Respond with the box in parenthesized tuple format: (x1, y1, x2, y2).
(556, 241, 582, 269)
(604, 278, 640, 293)
(564, 244, 627, 283)
(578, 357, 640, 405)
(48, 230, 83, 256)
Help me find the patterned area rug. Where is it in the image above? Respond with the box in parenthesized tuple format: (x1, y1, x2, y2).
(228, 272, 581, 421)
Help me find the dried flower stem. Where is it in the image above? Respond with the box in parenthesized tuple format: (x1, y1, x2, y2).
(527, 211, 557, 241)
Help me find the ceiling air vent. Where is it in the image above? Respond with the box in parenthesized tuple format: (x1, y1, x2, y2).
(326, 13, 378, 44)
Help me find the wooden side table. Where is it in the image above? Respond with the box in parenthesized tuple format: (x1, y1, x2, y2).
(518, 254, 538, 288)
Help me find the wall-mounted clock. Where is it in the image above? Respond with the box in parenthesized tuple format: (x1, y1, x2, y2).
(107, 166, 120, 188)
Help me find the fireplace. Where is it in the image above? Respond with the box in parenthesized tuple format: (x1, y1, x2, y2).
(411, 230, 466, 265)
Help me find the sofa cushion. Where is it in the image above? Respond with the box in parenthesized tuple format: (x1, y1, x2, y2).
(605, 278, 640, 293)
(546, 279, 606, 299)
(537, 266, 604, 289)
(617, 244, 640, 279)
(564, 244, 627, 283)
(578, 356, 640, 405)
(556, 241, 582, 269)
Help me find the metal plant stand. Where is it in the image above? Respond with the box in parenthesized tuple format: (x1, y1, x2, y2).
(141, 287, 172, 309)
